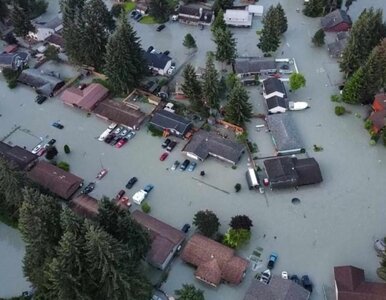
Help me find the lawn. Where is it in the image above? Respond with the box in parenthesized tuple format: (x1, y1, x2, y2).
(123, 1, 136, 12)
(140, 15, 157, 24)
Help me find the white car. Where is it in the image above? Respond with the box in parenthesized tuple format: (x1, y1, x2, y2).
(31, 144, 43, 154)
(281, 271, 288, 279)
(133, 190, 147, 205)
(108, 122, 117, 129)
(98, 128, 112, 141)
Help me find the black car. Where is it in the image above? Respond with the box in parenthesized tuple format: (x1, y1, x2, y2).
(130, 10, 139, 18)
(163, 50, 170, 55)
(301, 275, 313, 293)
(147, 46, 154, 53)
(126, 177, 138, 189)
(104, 133, 115, 144)
(162, 138, 171, 148)
(181, 223, 191, 233)
(47, 138, 56, 146)
(180, 159, 190, 171)
(290, 275, 301, 285)
(81, 182, 95, 195)
(156, 24, 165, 32)
(35, 95, 47, 104)
(166, 141, 177, 152)
(110, 135, 121, 146)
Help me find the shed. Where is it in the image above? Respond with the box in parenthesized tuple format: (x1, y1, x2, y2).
(321, 9, 352, 32)
(224, 9, 252, 27)
(247, 5, 264, 17)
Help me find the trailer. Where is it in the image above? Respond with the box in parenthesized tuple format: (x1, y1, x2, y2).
(246, 168, 259, 190)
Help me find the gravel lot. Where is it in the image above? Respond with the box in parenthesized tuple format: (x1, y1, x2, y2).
(1, 0, 386, 298)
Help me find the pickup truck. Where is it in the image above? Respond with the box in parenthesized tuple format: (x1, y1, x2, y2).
(133, 184, 154, 205)
(267, 252, 278, 269)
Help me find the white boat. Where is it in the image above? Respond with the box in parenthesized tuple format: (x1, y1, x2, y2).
(259, 269, 271, 284)
(288, 101, 309, 111)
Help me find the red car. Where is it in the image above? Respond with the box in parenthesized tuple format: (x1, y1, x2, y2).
(37, 148, 47, 157)
(160, 152, 169, 161)
(115, 189, 125, 200)
(115, 138, 128, 148)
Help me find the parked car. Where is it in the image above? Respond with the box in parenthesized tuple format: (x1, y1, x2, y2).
(115, 189, 125, 200)
(126, 177, 138, 189)
(35, 95, 47, 104)
(187, 161, 197, 172)
(52, 122, 64, 129)
(171, 160, 180, 171)
(32, 144, 44, 154)
(166, 141, 177, 152)
(113, 126, 122, 135)
(131, 10, 139, 18)
(259, 269, 271, 284)
(301, 275, 313, 293)
(281, 271, 288, 279)
(47, 138, 56, 146)
(96, 168, 108, 180)
(110, 136, 121, 146)
(133, 184, 154, 204)
(181, 223, 190, 233)
(116, 138, 128, 148)
(162, 138, 171, 148)
(156, 24, 166, 31)
(104, 133, 115, 144)
(134, 13, 142, 21)
(147, 46, 154, 53)
(108, 122, 118, 129)
(267, 252, 278, 269)
(37, 147, 46, 157)
(120, 128, 129, 136)
(144, 184, 154, 193)
(180, 159, 190, 171)
(290, 275, 301, 285)
(160, 152, 169, 161)
(82, 182, 95, 195)
(163, 50, 170, 55)
(98, 128, 112, 141)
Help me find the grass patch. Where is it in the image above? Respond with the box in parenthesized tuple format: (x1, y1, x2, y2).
(123, 1, 136, 12)
(140, 16, 157, 24)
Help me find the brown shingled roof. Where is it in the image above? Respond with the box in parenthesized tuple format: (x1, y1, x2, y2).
(181, 234, 248, 286)
(69, 194, 99, 219)
(61, 83, 108, 111)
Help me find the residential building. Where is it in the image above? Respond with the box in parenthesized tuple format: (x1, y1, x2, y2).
(181, 234, 249, 287)
(17, 68, 65, 97)
(182, 130, 245, 165)
(247, 5, 264, 17)
(27, 161, 83, 200)
(29, 15, 63, 41)
(0, 142, 38, 170)
(266, 114, 304, 155)
(368, 93, 386, 133)
(334, 265, 386, 300)
(149, 110, 192, 138)
(266, 96, 287, 114)
(69, 194, 99, 219)
(264, 156, 323, 189)
(262, 78, 287, 100)
(244, 277, 310, 300)
(178, 6, 214, 26)
(131, 210, 185, 270)
(46, 33, 65, 51)
(0, 52, 29, 70)
(93, 99, 146, 130)
(234, 57, 276, 78)
(224, 9, 252, 27)
(327, 32, 350, 58)
(61, 83, 109, 111)
(321, 9, 352, 32)
(135, 0, 150, 14)
(142, 51, 172, 76)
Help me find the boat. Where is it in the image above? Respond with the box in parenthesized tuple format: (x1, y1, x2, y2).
(259, 269, 271, 284)
(288, 101, 309, 111)
(96, 168, 108, 179)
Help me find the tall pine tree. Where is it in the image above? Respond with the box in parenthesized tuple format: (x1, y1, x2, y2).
(224, 80, 253, 126)
(11, 3, 34, 37)
(259, 6, 281, 54)
(202, 53, 220, 110)
(214, 28, 236, 63)
(212, 10, 226, 33)
(182, 64, 206, 114)
(149, 0, 171, 23)
(275, 3, 288, 34)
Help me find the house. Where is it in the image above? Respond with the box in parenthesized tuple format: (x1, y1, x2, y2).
(0, 142, 38, 170)
(29, 15, 63, 41)
(60, 83, 109, 111)
(224, 9, 252, 27)
(244, 277, 310, 300)
(266, 114, 304, 155)
(263, 157, 323, 189)
(17, 68, 65, 97)
(321, 9, 352, 32)
(327, 32, 350, 58)
(178, 6, 214, 26)
(247, 5, 264, 17)
(142, 51, 172, 76)
(135, 0, 150, 14)
(149, 110, 192, 138)
(234, 58, 276, 85)
(181, 234, 249, 287)
(262, 78, 287, 100)
(27, 161, 83, 200)
(93, 99, 146, 130)
(334, 265, 386, 299)
(182, 130, 245, 165)
(46, 33, 65, 51)
(0, 52, 29, 70)
(266, 96, 287, 114)
(131, 210, 185, 270)
(368, 93, 386, 133)
(69, 194, 99, 219)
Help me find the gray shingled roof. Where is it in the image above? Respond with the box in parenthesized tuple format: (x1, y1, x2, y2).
(266, 114, 303, 153)
(17, 68, 64, 96)
(266, 96, 288, 110)
(150, 110, 192, 135)
(263, 78, 287, 97)
(234, 58, 276, 74)
(0, 52, 29, 70)
(143, 51, 172, 69)
(294, 158, 323, 186)
(321, 9, 352, 30)
(183, 130, 245, 164)
(263, 157, 298, 189)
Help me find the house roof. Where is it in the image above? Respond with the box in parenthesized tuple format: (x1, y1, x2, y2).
(131, 210, 185, 267)
(263, 78, 287, 97)
(27, 161, 83, 200)
(336, 31, 350, 40)
(181, 233, 249, 286)
(294, 158, 323, 186)
(200, 9, 214, 23)
(0, 142, 38, 170)
(266, 114, 303, 153)
(183, 130, 245, 164)
(150, 110, 192, 135)
(69, 194, 99, 219)
(234, 58, 276, 74)
(266, 96, 287, 110)
(35, 15, 63, 30)
(373, 93, 386, 110)
(143, 51, 172, 69)
(334, 266, 386, 300)
(93, 99, 146, 129)
(61, 83, 109, 111)
(225, 9, 250, 19)
(0, 52, 29, 70)
(17, 68, 64, 96)
(46, 33, 64, 48)
(327, 39, 348, 57)
(321, 9, 352, 30)
(369, 110, 386, 131)
(178, 6, 200, 16)
(244, 277, 310, 300)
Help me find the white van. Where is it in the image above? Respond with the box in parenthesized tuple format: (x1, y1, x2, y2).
(98, 128, 112, 141)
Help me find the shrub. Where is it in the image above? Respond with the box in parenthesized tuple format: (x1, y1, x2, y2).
(330, 94, 341, 102)
(57, 161, 70, 172)
(148, 124, 163, 137)
(312, 28, 325, 47)
(64, 145, 70, 154)
(370, 139, 377, 146)
(335, 106, 346, 116)
(141, 202, 151, 213)
(364, 119, 373, 130)
(235, 183, 241, 192)
(8, 80, 17, 89)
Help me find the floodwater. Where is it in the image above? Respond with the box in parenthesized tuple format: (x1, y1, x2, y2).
(0, 223, 30, 297)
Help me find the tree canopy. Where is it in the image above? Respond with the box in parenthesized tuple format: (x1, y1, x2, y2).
(202, 53, 220, 110)
(312, 28, 325, 47)
(223, 228, 251, 249)
(259, 5, 285, 54)
(183, 33, 197, 49)
(289, 73, 306, 91)
(182, 64, 206, 114)
(149, 0, 171, 23)
(175, 284, 205, 300)
(193, 210, 220, 237)
(229, 215, 253, 231)
(224, 80, 253, 126)
(214, 28, 236, 63)
(11, 3, 35, 37)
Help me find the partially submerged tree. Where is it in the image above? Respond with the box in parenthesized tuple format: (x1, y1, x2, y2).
(214, 28, 236, 63)
(224, 80, 253, 127)
(193, 210, 220, 237)
(183, 33, 197, 49)
(11, 3, 35, 37)
(258, 6, 281, 54)
(275, 3, 288, 34)
(223, 228, 251, 248)
(211, 9, 226, 33)
(303, 0, 325, 17)
(149, 0, 171, 23)
(312, 28, 325, 46)
(45, 146, 58, 160)
(175, 284, 205, 300)
(230, 215, 253, 231)
(289, 73, 306, 91)
(181, 64, 205, 114)
(202, 53, 220, 110)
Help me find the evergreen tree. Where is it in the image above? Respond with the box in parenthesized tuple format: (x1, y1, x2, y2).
(11, 4, 34, 37)
(312, 28, 325, 46)
(259, 6, 281, 54)
(224, 80, 253, 126)
(214, 28, 236, 63)
(0, 0, 9, 22)
(275, 3, 288, 34)
(230, 215, 253, 231)
(211, 10, 226, 33)
(175, 284, 205, 300)
(202, 53, 220, 110)
(340, 8, 384, 76)
(213, 0, 233, 14)
(105, 13, 147, 95)
(341, 67, 365, 104)
(183, 33, 197, 49)
(149, 0, 171, 23)
(303, 0, 325, 17)
(0, 159, 24, 215)
(182, 64, 205, 113)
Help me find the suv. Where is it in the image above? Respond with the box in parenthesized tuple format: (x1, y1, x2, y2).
(162, 138, 171, 148)
(301, 275, 313, 293)
(52, 122, 64, 129)
(126, 177, 138, 189)
(181, 223, 190, 233)
(156, 24, 165, 32)
(166, 140, 177, 152)
(267, 252, 278, 269)
(180, 159, 190, 171)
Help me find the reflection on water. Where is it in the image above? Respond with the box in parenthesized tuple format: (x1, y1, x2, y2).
(0, 223, 30, 297)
